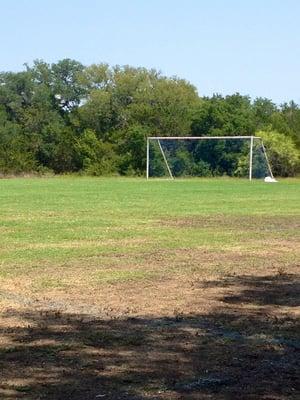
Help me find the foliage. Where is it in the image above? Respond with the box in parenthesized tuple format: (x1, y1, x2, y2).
(0, 121, 36, 173)
(257, 130, 300, 177)
(75, 129, 119, 175)
(191, 94, 256, 137)
(0, 60, 299, 177)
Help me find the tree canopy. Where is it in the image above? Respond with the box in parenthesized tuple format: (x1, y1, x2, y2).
(0, 59, 299, 176)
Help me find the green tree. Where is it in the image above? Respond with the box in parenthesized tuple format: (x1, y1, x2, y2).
(116, 124, 150, 175)
(129, 76, 199, 136)
(0, 121, 36, 173)
(75, 129, 118, 175)
(253, 97, 277, 129)
(0, 70, 33, 122)
(257, 130, 300, 176)
(29, 59, 86, 114)
(191, 93, 255, 137)
(279, 101, 300, 148)
(79, 65, 199, 173)
(1, 59, 299, 178)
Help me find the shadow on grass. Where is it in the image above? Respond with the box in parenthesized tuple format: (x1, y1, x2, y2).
(200, 273, 300, 307)
(0, 274, 299, 399)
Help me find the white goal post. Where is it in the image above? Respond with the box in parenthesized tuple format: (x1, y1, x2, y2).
(146, 135, 275, 181)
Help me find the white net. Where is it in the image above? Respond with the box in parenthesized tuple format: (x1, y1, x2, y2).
(148, 137, 272, 179)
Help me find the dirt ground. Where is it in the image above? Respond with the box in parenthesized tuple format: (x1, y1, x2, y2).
(0, 247, 299, 400)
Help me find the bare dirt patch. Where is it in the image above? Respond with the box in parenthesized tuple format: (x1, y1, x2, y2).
(1, 271, 299, 399)
(158, 215, 300, 236)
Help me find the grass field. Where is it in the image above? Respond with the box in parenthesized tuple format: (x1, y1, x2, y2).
(0, 177, 299, 399)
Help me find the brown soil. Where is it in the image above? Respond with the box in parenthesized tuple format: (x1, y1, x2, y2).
(1, 270, 299, 400)
(158, 215, 300, 231)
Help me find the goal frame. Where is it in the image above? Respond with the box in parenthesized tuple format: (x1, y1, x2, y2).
(146, 135, 274, 181)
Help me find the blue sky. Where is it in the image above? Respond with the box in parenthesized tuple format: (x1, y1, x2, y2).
(1, 0, 299, 104)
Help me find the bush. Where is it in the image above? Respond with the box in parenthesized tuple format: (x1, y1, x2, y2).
(75, 129, 119, 175)
(0, 122, 37, 174)
(257, 130, 300, 177)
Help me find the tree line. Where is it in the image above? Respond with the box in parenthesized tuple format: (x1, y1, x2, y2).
(0, 59, 299, 177)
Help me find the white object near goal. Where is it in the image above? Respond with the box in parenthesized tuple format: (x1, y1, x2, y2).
(146, 136, 275, 181)
(264, 176, 277, 183)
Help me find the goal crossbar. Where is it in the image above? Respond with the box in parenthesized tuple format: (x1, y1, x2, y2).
(147, 136, 261, 140)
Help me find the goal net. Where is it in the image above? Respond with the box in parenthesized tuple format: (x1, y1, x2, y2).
(146, 136, 275, 180)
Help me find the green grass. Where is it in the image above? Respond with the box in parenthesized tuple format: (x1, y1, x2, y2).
(0, 176, 299, 285)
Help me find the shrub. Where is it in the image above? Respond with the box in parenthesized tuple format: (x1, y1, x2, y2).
(257, 130, 300, 177)
(75, 129, 119, 175)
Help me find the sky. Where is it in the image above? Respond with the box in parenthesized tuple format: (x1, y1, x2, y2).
(1, 0, 299, 104)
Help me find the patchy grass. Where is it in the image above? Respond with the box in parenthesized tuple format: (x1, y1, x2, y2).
(93, 269, 155, 284)
(0, 176, 299, 399)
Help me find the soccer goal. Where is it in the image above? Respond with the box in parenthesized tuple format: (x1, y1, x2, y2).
(146, 136, 275, 181)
